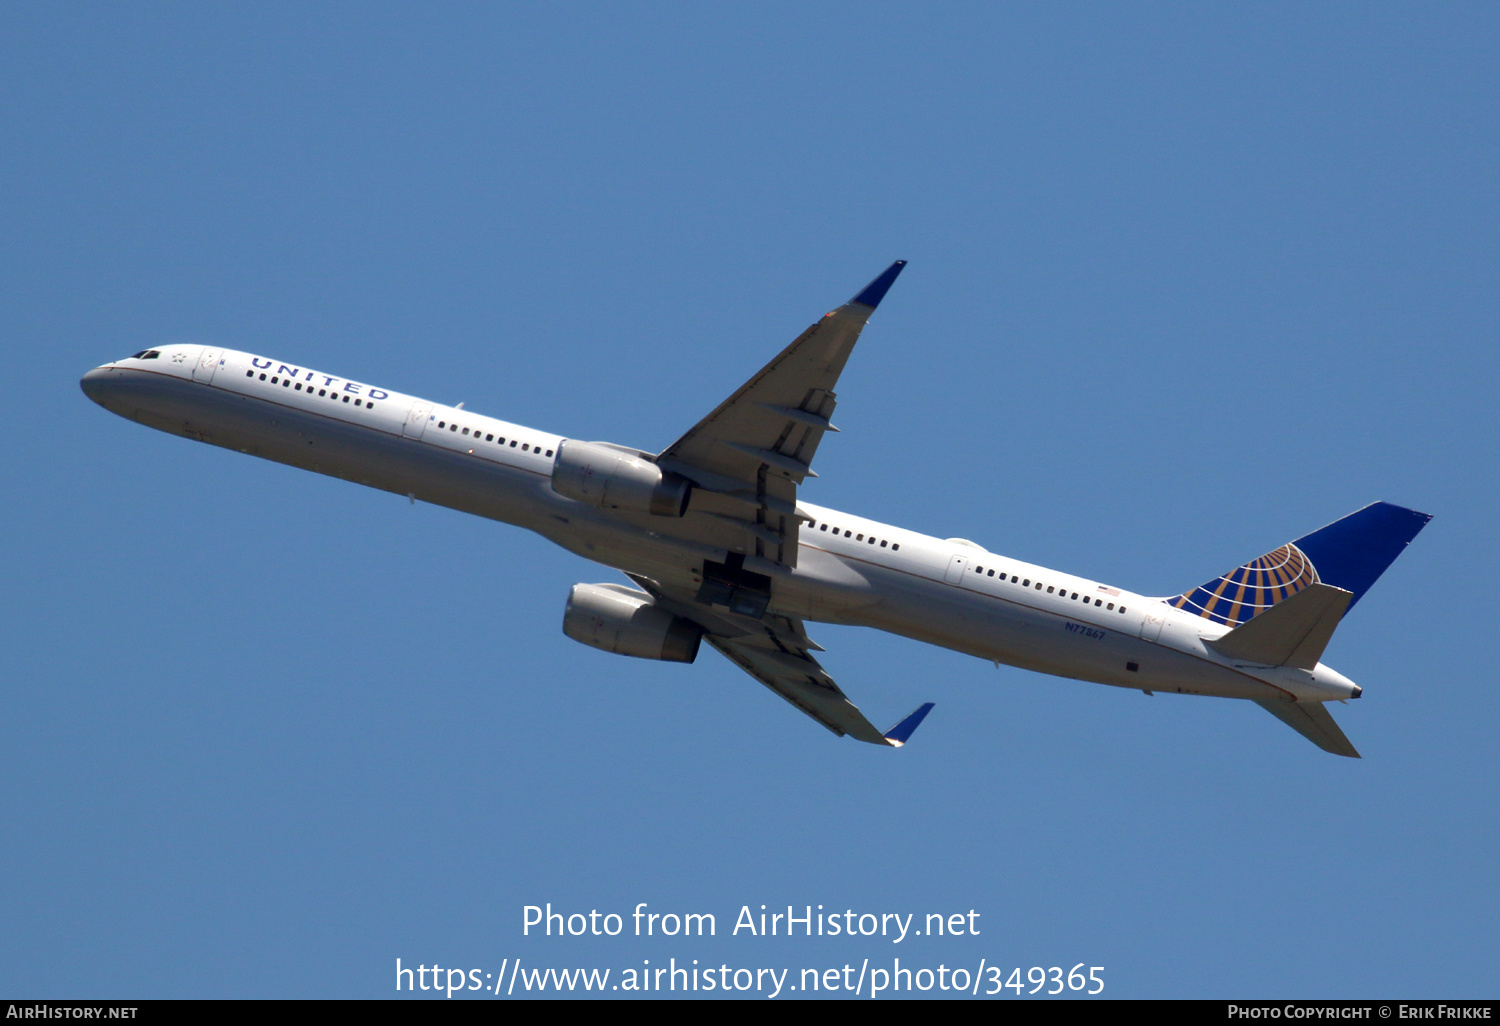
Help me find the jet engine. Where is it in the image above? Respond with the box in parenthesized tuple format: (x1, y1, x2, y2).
(562, 583, 703, 663)
(551, 440, 692, 517)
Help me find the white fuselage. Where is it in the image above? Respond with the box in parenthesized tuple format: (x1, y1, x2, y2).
(80, 344, 1359, 708)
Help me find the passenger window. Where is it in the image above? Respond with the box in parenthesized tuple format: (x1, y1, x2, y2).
(450, 424, 457, 431)
(1107, 603, 1115, 610)
(259, 373, 267, 381)
(271, 376, 279, 384)
(319, 389, 326, 396)
(1023, 579, 1030, 587)
(880, 540, 887, 547)
(867, 537, 875, 544)
(510, 441, 517, 447)
(856, 534, 863, 541)
(1035, 582, 1042, 590)
(844, 530, 852, 538)
(245, 370, 253, 378)
(891, 543, 899, 551)
(987, 569, 994, 576)
(342, 395, 350, 403)
(1047, 586, 1054, 593)
(282, 379, 290, 387)
(975, 566, 983, 574)
(462, 427, 470, 435)
(820, 524, 828, 531)
(486, 434, 494, 442)
(546, 449, 553, 457)
(438, 421, 445, 428)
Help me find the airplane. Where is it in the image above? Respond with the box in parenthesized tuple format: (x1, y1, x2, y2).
(80, 261, 1430, 757)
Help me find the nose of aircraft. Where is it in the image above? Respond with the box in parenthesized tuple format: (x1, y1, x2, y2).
(80, 364, 135, 414)
(79, 364, 113, 405)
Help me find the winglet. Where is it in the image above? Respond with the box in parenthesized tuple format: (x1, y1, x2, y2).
(882, 702, 935, 747)
(851, 260, 908, 309)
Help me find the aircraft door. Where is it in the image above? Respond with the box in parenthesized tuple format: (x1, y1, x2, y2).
(1139, 609, 1167, 643)
(193, 347, 223, 384)
(944, 552, 969, 585)
(403, 401, 432, 440)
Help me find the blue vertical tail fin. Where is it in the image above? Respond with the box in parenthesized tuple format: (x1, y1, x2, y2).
(1169, 501, 1431, 627)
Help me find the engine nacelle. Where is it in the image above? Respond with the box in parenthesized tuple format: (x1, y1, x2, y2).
(562, 583, 703, 663)
(551, 439, 692, 517)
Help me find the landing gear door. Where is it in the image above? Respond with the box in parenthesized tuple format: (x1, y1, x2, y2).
(403, 401, 432, 440)
(194, 347, 223, 384)
(944, 552, 969, 585)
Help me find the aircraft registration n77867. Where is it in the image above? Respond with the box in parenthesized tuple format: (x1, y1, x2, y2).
(81, 262, 1430, 756)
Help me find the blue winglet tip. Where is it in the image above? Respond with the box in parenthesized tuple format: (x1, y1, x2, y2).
(883, 701, 935, 747)
(852, 260, 907, 309)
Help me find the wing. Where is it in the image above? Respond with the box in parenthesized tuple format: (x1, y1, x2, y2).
(627, 572, 933, 747)
(656, 261, 906, 569)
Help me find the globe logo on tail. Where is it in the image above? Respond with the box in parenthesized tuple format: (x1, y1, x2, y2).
(1170, 543, 1320, 627)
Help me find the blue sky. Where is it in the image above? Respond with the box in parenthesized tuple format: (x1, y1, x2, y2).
(3, 3, 1496, 998)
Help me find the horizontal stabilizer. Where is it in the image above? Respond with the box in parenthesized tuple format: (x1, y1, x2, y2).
(1207, 583, 1352, 669)
(882, 702, 935, 747)
(1255, 699, 1361, 758)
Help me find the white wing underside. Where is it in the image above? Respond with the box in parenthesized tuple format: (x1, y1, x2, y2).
(652, 286, 890, 569)
(621, 264, 919, 744)
(626, 573, 891, 743)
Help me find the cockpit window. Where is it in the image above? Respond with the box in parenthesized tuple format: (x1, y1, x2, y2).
(130, 350, 161, 360)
